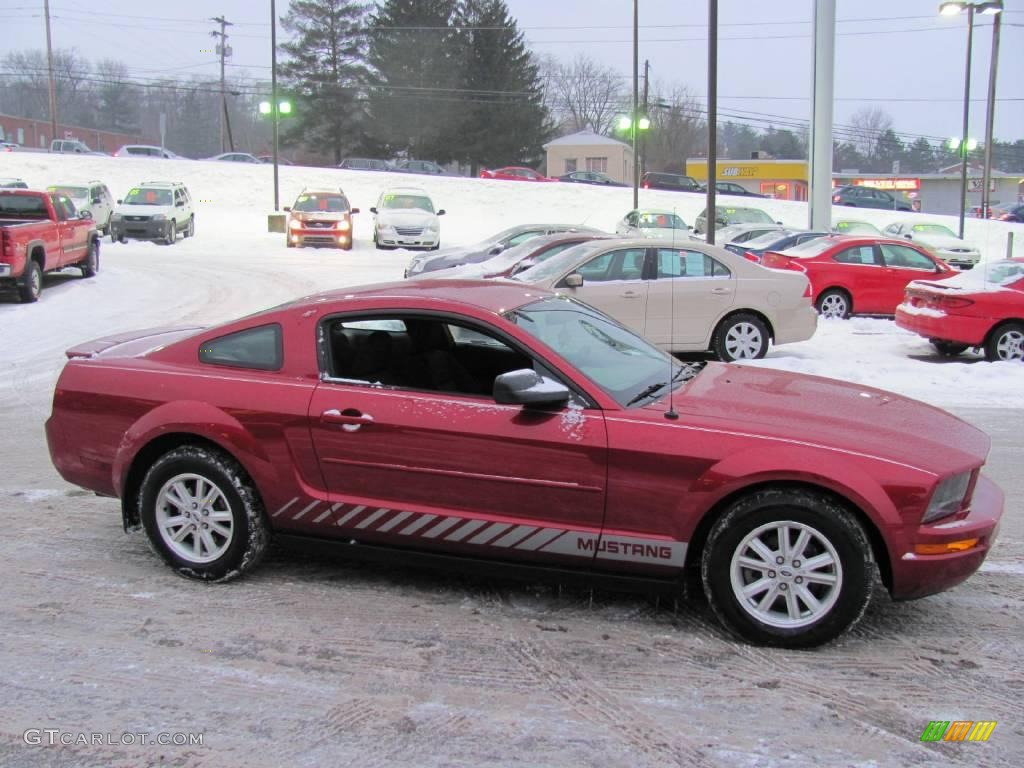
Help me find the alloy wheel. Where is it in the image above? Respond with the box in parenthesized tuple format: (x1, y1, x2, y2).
(155, 473, 234, 564)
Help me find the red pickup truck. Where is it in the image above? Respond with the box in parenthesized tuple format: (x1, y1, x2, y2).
(0, 189, 99, 302)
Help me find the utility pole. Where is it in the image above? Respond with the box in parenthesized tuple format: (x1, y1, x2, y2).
(808, 0, 837, 232)
(980, 12, 1000, 221)
(705, 0, 718, 245)
(43, 0, 58, 146)
(956, 5, 975, 240)
(210, 15, 234, 153)
(641, 60, 650, 179)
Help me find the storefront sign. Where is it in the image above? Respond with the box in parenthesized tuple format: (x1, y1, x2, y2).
(852, 178, 920, 191)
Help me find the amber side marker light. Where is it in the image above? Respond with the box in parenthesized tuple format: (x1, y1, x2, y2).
(915, 539, 979, 555)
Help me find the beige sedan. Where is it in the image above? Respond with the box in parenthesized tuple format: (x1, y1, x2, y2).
(514, 238, 817, 361)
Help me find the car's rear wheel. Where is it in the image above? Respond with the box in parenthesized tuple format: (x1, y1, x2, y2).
(18, 259, 42, 303)
(80, 238, 99, 278)
(984, 322, 1024, 362)
(930, 339, 968, 357)
(139, 446, 270, 581)
(702, 487, 873, 648)
(816, 289, 851, 319)
(711, 313, 769, 362)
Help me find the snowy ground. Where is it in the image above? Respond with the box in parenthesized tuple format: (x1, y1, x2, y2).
(1, 153, 1022, 767)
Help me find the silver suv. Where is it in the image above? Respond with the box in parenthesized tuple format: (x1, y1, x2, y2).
(109, 181, 195, 245)
(47, 181, 115, 234)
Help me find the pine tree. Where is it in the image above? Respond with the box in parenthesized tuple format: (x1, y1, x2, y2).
(279, 0, 369, 164)
(905, 137, 936, 173)
(453, 0, 552, 173)
(366, 0, 461, 161)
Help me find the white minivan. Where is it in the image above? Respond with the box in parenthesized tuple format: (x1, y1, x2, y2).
(370, 186, 445, 250)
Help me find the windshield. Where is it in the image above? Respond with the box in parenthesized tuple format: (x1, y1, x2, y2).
(292, 193, 349, 212)
(123, 188, 172, 206)
(512, 241, 608, 283)
(47, 185, 88, 199)
(507, 296, 698, 407)
(638, 212, 687, 229)
(834, 221, 879, 235)
(381, 193, 434, 212)
(912, 224, 957, 237)
(722, 207, 773, 224)
(782, 237, 839, 258)
(744, 230, 795, 249)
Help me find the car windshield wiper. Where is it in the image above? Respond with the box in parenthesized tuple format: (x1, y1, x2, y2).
(626, 381, 668, 407)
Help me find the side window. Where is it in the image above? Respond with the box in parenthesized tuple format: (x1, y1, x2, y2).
(576, 252, 616, 281)
(199, 324, 283, 371)
(323, 316, 533, 398)
(657, 249, 731, 278)
(880, 244, 936, 270)
(833, 246, 877, 266)
(507, 230, 543, 247)
(625, 211, 638, 226)
(883, 224, 899, 235)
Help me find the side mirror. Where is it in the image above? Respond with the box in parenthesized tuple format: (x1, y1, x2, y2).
(904, 233, 913, 240)
(563, 273, 584, 288)
(776, 220, 783, 225)
(92, 198, 101, 204)
(116, 199, 123, 205)
(489, 245, 504, 255)
(370, 207, 378, 214)
(350, 207, 360, 214)
(175, 200, 184, 207)
(78, 210, 92, 219)
(283, 206, 291, 212)
(493, 369, 570, 406)
(437, 209, 446, 216)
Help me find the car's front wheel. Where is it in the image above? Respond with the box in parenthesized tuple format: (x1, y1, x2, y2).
(164, 220, 176, 246)
(984, 322, 1024, 362)
(80, 238, 99, 278)
(701, 487, 874, 648)
(139, 446, 270, 581)
(711, 313, 769, 362)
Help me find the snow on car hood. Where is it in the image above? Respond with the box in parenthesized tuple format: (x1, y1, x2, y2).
(376, 208, 437, 228)
(639, 227, 690, 241)
(115, 203, 174, 218)
(912, 233, 979, 252)
(642, 363, 990, 474)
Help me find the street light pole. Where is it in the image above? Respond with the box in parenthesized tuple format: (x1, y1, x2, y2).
(955, 4, 974, 240)
(270, 0, 280, 212)
(980, 12, 1000, 219)
(705, 0, 718, 245)
(632, 0, 639, 210)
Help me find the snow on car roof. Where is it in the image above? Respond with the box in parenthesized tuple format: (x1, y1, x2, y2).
(296, 279, 554, 315)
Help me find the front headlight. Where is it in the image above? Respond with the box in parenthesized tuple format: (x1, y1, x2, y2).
(379, 224, 396, 234)
(427, 220, 439, 232)
(923, 472, 971, 523)
(289, 218, 302, 230)
(336, 219, 351, 232)
(110, 213, 122, 222)
(152, 214, 167, 221)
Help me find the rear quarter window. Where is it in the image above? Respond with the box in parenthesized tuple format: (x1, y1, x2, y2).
(199, 324, 283, 371)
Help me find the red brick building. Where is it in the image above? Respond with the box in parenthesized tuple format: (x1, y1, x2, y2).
(0, 113, 153, 154)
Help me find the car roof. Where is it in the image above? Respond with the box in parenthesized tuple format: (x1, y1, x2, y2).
(382, 186, 429, 195)
(293, 279, 553, 316)
(636, 208, 683, 216)
(136, 181, 184, 188)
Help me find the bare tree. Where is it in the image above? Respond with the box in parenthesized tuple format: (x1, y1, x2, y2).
(643, 84, 704, 174)
(541, 54, 625, 136)
(847, 106, 893, 159)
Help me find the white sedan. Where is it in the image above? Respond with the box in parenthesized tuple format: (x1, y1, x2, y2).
(881, 221, 981, 269)
(615, 208, 692, 242)
(371, 187, 445, 250)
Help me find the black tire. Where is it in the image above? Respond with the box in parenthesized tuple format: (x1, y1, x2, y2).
(711, 313, 769, 362)
(286, 238, 295, 249)
(816, 288, 851, 319)
(81, 238, 99, 278)
(164, 220, 176, 246)
(984, 322, 1024, 362)
(183, 216, 194, 238)
(430, 242, 440, 251)
(701, 487, 874, 648)
(930, 339, 968, 357)
(138, 445, 270, 582)
(18, 259, 42, 303)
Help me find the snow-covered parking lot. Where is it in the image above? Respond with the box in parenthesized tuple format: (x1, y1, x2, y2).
(1, 154, 1022, 766)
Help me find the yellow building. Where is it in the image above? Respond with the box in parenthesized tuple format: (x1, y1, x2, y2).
(687, 159, 808, 201)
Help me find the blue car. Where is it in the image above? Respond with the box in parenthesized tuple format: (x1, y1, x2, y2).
(724, 230, 829, 263)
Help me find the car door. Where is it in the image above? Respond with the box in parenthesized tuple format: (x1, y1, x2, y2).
(91, 185, 111, 228)
(645, 248, 736, 349)
(878, 243, 946, 311)
(557, 247, 651, 334)
(616, 211, 637, 235)
(828, 244, 888, 312)
(50, 194, 87, 268)
(307, 314, 608, 568)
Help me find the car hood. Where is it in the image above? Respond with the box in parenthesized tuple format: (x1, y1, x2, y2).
(912, 234, 979, 252)
(640, 363, 989, 474)
(290, 210, 349, 221)
(115, 203, 174, 217)
(376, 209, 437, 227)
(640, 227, 691, 241)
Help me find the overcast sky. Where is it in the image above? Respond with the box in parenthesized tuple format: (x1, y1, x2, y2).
(2, 0, 1021, 150)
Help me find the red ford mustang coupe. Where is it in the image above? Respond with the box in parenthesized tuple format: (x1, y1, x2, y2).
(45, 281, 1003, 648)
(762, 235, 957, 318)
(895, 258, 1024, 361)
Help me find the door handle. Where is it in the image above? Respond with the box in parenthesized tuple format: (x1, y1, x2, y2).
(710, 287, 730, 295)
(622, 290, 642, 299)
(321, 409, 375, 432)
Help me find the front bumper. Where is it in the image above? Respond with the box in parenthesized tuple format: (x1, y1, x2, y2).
(894, 304, 989, 347)
(289, 228, 350, 248)
(110, 219, 172, 241)
(378, 230, 438, 250)
(890, 474, 1003, 600)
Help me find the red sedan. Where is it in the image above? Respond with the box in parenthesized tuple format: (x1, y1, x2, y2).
(895, 258, 1024, 361)
(45, 281, 1003, 648)
(479, 166, 555, 182)
(762, 235, 957, 318)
